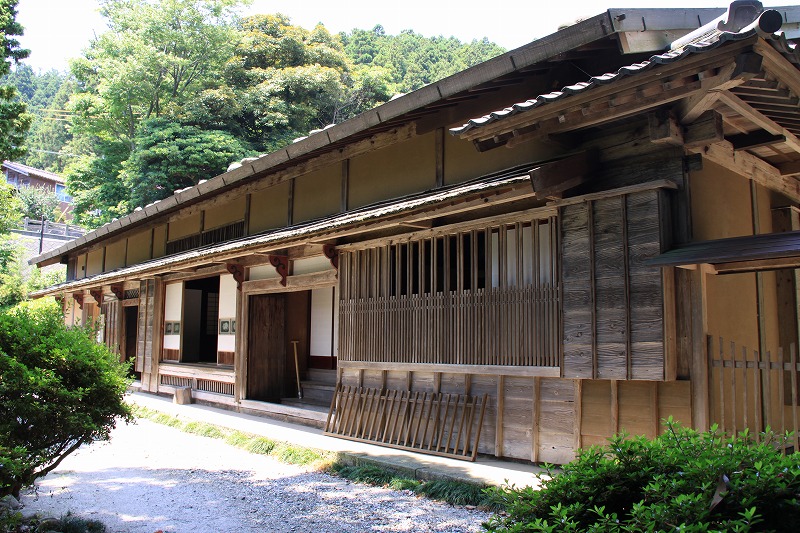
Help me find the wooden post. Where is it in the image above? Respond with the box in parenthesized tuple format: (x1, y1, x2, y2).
(495, 375, 505, 458)
(691, 268, 710, 431)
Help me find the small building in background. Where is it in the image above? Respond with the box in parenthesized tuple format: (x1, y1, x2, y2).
(2, 160, 74, 221)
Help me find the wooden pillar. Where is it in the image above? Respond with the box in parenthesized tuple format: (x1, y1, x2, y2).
(691, 267, 710, 431)
(772, 206, 800, 406)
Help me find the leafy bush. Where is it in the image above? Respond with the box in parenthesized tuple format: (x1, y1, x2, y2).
(0, 446, 29, 498)
(0, 300, 132, 497)
(485, 421, 800, 532)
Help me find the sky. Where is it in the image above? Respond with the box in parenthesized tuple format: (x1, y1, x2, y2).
(14, 0, 792, 73)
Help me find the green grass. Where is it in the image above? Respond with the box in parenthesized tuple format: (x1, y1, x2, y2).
(131, 404, 494, 509)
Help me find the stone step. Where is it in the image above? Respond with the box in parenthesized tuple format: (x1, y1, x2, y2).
(280, 397, 331, 413)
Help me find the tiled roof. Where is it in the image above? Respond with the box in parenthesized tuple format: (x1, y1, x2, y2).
(1, 161, 65, 184)
(29, 166, 534, 295)
(450, 12, 798, 137)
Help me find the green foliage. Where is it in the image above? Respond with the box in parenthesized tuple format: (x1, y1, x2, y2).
(340, 26, 505, 93)
(121, 118, 252, 208)
(0, 300, 132, 497)
(62, 138, 130, 228)
(183, 421, 225, 439)
(0, 182, 22, 234)
(0, 445, 29, 498)
(484, 421, 800, 532)
(0, 236, 24, 309)
(15, 185, 60, 221)
(0, 0, 30, 162)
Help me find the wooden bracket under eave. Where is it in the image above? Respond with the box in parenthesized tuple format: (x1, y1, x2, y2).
(269, 255, 289, 286)
(226, 263, 246, 291)
(110, 283, 124, 300)
(73, 292, 84, 309)
(323, 244, 339, 270)
(89, 289, 103, 305)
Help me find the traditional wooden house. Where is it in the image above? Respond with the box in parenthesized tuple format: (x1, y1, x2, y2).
(31, 2, 800, 464)
(2, 161, 74, 220)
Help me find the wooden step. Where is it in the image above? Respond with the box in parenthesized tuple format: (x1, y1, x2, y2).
(305, 368, 337, 385)
(299, 381, 336, 403)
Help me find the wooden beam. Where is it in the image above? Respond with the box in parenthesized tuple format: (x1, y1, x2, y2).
(710, 256, 800, 275)
(779, 160, 800, 177)
(529, 150, 598, 199)
(727, 131, 787, 151)
(649, 111, 684, 146)
(687, 141, 800, 203)
(683, 111, 724, 148)
(716, 90, 800, 154)
(242, 269, 337, 294)
(460, 39, 755, 143)
(678, 53, 763, 123)
(753, 38, 800, 105)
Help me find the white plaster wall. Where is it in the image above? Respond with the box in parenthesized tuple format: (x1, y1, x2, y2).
(163, 282, 182, 350)
(310, 286, 334, 356)
(164, 282, 183, 320)
(217, 274, 237, 352)
(248, 264, 280, 280)
(293, 256, 331, 275)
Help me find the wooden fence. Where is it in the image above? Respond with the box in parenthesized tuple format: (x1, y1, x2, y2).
(339, 285, 560, 367)
(324, 385, 488, 460)
(707, 335, 799, 450)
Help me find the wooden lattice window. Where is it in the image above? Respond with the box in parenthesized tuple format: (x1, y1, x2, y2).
(338, 216, 560, 367)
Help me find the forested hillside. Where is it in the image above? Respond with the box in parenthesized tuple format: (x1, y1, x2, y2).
(3, 0, 504, 228)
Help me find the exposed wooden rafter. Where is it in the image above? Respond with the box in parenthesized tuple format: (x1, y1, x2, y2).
(715, 90, 800, 154)
(687, 141, 800, 203)
(678, 52, 764, 123)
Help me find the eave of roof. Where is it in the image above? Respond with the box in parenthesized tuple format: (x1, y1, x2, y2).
(647, 230, 800, 272)
(450, 25, 799, 137)
(2, 161, 65, 183)
(31, 6, 738, 268)
(29, 168, 536, 297)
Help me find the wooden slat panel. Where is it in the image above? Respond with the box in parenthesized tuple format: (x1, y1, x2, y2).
(325, 387, 488, 461)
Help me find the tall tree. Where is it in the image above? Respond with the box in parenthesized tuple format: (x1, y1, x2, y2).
(0, 0, 31, 161)
(65, 0, 245, 226)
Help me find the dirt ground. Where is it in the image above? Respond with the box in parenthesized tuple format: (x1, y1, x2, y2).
(20, 419, 490, 533)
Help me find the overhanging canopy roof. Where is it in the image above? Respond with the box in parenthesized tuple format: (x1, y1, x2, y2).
(647, 230, 800, 273)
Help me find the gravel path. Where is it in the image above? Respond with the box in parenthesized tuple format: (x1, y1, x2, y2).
(20, 419, 491, 533)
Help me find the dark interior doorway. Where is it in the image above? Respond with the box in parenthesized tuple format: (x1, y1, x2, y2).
(123, 306, 140, 379)
(183, 276, 220, 363)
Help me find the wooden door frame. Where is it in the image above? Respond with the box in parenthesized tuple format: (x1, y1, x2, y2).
(236, 271, 336, 402)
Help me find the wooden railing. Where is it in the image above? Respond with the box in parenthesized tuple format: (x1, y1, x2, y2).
(707, 335, 799, 451)
(18, 217, 84, 238)
(339, 284, 560, 367)
(159, 362, 235, 397)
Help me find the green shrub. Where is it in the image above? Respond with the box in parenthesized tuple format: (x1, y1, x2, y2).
(0, 301, 132, 497)
(0, 446, 29, 498)
(484, 420, 800, 532)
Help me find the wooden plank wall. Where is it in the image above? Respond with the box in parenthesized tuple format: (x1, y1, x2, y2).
(339, 366, 692, 462)
(581, 380, 692, 446)
(562, 189, 667, 380)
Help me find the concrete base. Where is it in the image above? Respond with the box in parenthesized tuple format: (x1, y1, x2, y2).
(173, 387, 193, 405)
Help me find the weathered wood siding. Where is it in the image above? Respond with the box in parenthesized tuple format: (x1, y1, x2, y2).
(562, 189, 668, 380)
